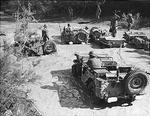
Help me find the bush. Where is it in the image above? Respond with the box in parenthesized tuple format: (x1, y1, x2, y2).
(119, 13, 150, 29)
(0, 39, 41, 116)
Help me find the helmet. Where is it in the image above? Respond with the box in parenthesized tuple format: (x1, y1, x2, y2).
(67, 24, 70, 27)
(89, 51, 96, 57)
(74, 52, 79, 56)
(43, 24, 47, 28)
(85, 26, 89, 30)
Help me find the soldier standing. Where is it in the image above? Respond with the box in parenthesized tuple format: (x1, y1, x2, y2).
(110, 11, 120, 37)
(42, 24, 49, 55)
(72, 52, 83, 78)
(127, 13, 134, 31)
(66, 24, 71, 33)
(42, 24, 49, 42)
(65, 24, 72, 43)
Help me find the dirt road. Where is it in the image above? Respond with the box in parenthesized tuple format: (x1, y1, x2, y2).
(1, 22, 150, 116)
(25, 44, 150, 116)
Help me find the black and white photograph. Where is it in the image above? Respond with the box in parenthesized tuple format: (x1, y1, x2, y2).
(0, 0, 150, 116)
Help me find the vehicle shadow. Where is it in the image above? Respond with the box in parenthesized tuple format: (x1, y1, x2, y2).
(90, 42, 101, 49)
(125, 49, 150, 56)
(90, 42, 111, 49)
(40, 69, 133, 109)
(125, 43, 150, 52)
(51, 35, 63, 45)
(125, 48, 150, 65)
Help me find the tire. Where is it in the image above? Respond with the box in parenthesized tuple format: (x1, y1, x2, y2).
(93, 31, 101, 38)
(124, 70, 148, 95)
(44, 40, 57, 54)
(74, 32, 87, 44)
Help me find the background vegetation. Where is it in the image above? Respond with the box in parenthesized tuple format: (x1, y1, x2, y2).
(1, 0, 150, 20)
(0, 31, 41, 116)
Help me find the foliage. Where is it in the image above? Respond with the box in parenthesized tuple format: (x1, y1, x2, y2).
(119, 13, 150, 29)
(13, 1, 41, 58)
(0, 38, 41, 115)
(1, 0, 150, 21)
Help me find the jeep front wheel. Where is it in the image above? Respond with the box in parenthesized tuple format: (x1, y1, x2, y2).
(125, 70, 148, 95)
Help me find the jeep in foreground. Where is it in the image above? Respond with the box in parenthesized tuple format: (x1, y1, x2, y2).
(72, 53, 148, 103)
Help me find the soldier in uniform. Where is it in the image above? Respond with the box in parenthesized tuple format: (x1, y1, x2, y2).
(87, 51, 102, 70)
(65, 24, 72, 43)
(110, 11, 120, 37)
(127, 13, 134, 31)
(66, 24, 71, 33)
(86, 51, 102, 108)
(74, 52, 83, 64)
(72, 52, 83, 78)
(42, 24, 49, 42)
(42, 24, 49, 55)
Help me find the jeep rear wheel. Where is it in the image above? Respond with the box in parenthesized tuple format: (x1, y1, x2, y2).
(125, 70, 148, 95)
(44, 40, 57, 54)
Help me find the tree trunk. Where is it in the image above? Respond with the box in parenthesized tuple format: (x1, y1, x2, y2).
(68, 6, 73, 19)
(96, 2, 102, 20)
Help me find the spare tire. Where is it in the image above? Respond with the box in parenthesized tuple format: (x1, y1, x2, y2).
(74, 30, 88, 44)
(44, 40, 57, 54)
(93, 30, 101, 39)
(89, 27, 99, 42)
(124, 70, 148, 95)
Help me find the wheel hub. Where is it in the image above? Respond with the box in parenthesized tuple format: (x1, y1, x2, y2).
(130, 77, 143, 89)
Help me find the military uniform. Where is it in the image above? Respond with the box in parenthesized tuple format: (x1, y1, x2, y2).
(65, 24, 71, 34)
(87, 51, 102, 70)
(72, 53, 83, 78)
(127, 13, 134, 31)
(65, 24, 73, 43)
(87, 57, 102, 70)
(110, 13, 120, 37)
(42, 25, 49, 42)
(42, 25, 49, 55)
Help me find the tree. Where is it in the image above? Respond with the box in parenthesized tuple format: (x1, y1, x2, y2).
(96, 0, 106, 20)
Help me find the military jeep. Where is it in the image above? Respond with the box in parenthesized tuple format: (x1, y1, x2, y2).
(123, 31, 149, 50)
(13, 32, 57, 56)
(61, 27, 89, 44)
(89, 27, 124, 48)
(72, 53, 148, 103)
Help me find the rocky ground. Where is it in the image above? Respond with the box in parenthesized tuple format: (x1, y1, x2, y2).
(1, 21, 150, 116)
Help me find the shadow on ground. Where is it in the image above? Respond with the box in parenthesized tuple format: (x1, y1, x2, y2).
(125, 49, 150, 65)
(125, 48, 150, 56)
(90, 42, 109, 49)
(51, 35, 62, 45)
(41, 69, 133, 109)
(90, 42, 118, 49)
(90, 42, 101, 49)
